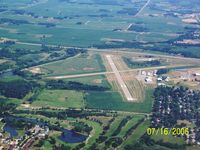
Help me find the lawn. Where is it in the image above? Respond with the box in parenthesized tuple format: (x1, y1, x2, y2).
(85, 88, 154, 113)
(151, 134, 185, 145)
(32, 90, 85, 108)
(118, 115, 145, 137)
(82, 120, 103, 150)
(122, 119, 150, 147)
(105, 116, 124, 137)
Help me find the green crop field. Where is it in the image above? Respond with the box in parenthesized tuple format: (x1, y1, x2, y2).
(86, 88, 153, 113)
(0, 0, 199, 58)
(0, 0, 200, 149)
(32, 90, 85, 108)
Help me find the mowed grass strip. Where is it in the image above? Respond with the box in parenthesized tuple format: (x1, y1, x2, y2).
(118, 115, 144, 137)
(83, 120, 103, 150)
(122, 119, 150, 148)
(32, 90, 85, 108)
(105, 116, 124, 137)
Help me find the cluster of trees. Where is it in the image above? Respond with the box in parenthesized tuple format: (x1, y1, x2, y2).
(5, 118, 34, 130)
(0, 78, 39, 99)
(93, 37, 200, 58)
(152, 86, 200, 128)
(0, 99, 17, 116)
(128, 24, 148, 32)
(38, 22, 56, 28)
(52, 144, 71, 150)
(0, 18, 30, 25)
(112, 116, 132, 136)
(156, 68, 170, 75)
(73, 122, 92, 135)
(123, 57, 161, 68)
(117, 8, 138, 16)
(46, 80, 109, 91)
(0, 47, 30, 59)
(0, 61, 14, 72)
(0, 45, 87, 72)
(124, 118, 145, 139)
(95, 116, 145, 149)
(14, 108, 110, 120)
(105, 137, 123, 148)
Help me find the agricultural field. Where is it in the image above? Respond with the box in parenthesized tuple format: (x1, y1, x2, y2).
(0, 0, 199, 57)
(0, 0, 200, 149)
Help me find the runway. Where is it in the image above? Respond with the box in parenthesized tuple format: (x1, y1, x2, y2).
(106, 55, 135, 101)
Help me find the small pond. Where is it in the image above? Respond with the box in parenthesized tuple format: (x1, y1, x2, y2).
(3, 124, 18, 137)
(59, 129, 87, 143)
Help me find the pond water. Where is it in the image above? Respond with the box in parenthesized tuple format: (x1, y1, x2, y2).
(59, 129, 87, 143)
(6, 116, 87, 143)
(3, 124, 18, 137)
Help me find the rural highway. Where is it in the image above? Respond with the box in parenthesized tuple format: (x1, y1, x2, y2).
(106, 55, 135, 101)
(135, 0, 151, 17)
(16, 41, 200, 62)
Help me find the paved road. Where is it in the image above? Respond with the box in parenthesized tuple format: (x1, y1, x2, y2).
(135, 0, 151, 17)
(16, 41, 200, 62)
(106, 55, 135, 101)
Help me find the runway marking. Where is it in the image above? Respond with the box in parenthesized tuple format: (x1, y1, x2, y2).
(106, 55, 135, 101)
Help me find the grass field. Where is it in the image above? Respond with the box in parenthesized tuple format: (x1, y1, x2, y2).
(122, 119, 150, 147)
(41, 53, 105, 76)
(32, 90, 85, 108)
(118, 115, 145, 137)
(86, 88, 153, 112)
(151, 134, 185, 145)
(63, 75, 111, 88)
(105, 116, 124, 137)
(82, 120, 103, 150)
